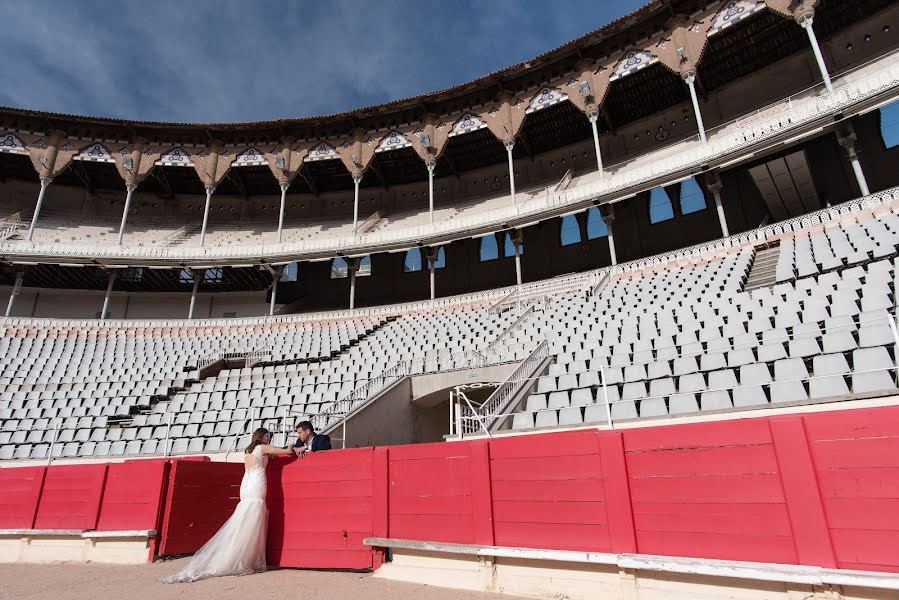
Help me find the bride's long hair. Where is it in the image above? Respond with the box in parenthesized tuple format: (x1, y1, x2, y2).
(245, 427, 270, 454)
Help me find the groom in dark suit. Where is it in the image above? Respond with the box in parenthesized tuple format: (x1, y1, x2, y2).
(293, 421, 332, 457)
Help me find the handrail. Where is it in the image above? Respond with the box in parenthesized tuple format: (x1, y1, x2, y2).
(0, 53, 896, 264)
(455, 339, 550, 437)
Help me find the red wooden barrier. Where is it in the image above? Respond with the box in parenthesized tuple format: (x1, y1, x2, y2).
(33, 464, 108, 530)
(0, 466, 45, 528)
(97, 461, 170, 532)
(266, 448, 375, 569)
(157, 460, 244, 555)
(804, 405, 899, 573)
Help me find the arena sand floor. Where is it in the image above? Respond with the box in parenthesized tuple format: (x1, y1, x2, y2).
(0, 558, 509, 600)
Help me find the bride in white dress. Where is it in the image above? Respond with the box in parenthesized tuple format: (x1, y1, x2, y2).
(164, 428, 294, 583)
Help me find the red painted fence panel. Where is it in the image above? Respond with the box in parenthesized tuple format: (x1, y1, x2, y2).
(157, 460, 244, 555)
(0, 466, 45, 529)
(267, 448, 375, 569)
(96, 461, 170, 532)
(33, 464, 107, 530)
(804, 405, 899, 573)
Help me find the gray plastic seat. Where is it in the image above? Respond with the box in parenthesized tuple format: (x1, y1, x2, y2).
(570, 388, 594, 407)
(558, 407, 584, 426)
(548, 391, 570, 409)
(852, 347, 897, 394)
(734, 363, 771, 407)
(673, 357, 699, 376)
(810, 353, 851, 398)
(771, 358, 809, 403)
(511, 412, 535, 430)
(584, 403, 609, 424)
(703, 369, 737, 410)
(526, 394, 547, 411)
(535, 409, 558, 428)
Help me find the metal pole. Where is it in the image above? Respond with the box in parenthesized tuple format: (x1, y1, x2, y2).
(187, 277, 199, 319)
(199, 185, 214, 247)
(513, 239, 522, 286)
(707, 174, 729, 238)
(430, 258, 436, 300)
(164, 412, 173, 457)
(269, 277, 278, 316)
(349, 267, 356, 310)
(5, 272, 24, 317)
(505, 141, 516, 206)
(847, 147, 871, 196)
(600, 365, 613, 430)
(277, 182, 288, 243)
(100, 273, 116, 320)
(800, 14, 834, 94)
(427, 162, 435, 224)
(26, 177, 52, 241)
(352, 175, 361, 232)
(588, 114, 604, 177)
(48, 420, 60, 465)
(684, 74, 707, 143)
(117, 184, 137, 245)
(342, 415, 347, 449)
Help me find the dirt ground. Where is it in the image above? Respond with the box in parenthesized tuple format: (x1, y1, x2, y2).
(0, 558, 509, 600)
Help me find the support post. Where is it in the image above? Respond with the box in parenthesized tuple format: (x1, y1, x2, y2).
(588, 113, 604, 177)
(352, 175, 362, 233)
(26, 177, 52, 242)
(269, 266, 281, 316)
(187, 274, 199, 319)
(277, 182, 288, 243)
(426, 247, 439, 300)
(199, 185, 214, 247)
(348, 257, 360, 310)
(5, 271, 24, 317)
(706, 171, 729, 238)
(799, 13, 834, 94)
(600, 205, 618, 266)
(116, 183, 137, 245)
(100, 272, 117, 320)
(684, 73, 707, 143)
(505, 140, 517, 206)
(511, 229, 523, 286)
(837, 126, 871, 196)
(426, 161, 436, 224)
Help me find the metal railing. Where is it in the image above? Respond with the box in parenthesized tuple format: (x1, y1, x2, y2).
(453, 339, 550, 437)
(0, 51, 895, 264)
(0, 212, 23, 240)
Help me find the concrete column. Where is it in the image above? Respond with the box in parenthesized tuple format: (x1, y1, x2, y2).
(352, 175, 362, 233)
(26, 177, 52, 242)
(426, 247, 439, 300)
(199, 185, 214, 247)
(588, 113, 604, 177)
(426, 161, 436, 224)
(116, 183, 137, 245)
(837, 127, 871, 196)
(277, 182, 288, 243)
(187, 276, 200, 319)
(511, 230, 523, 286)
(5, 272, 24, 317)
(684, 73, 707, 143)
(100, 272, 118, 320)
(505, 140, 517, 206)
(600, 205, 618, 266)
(348, 258, 361, 310)
(706, 172, 729, 238)
(799, 13, 834, 94)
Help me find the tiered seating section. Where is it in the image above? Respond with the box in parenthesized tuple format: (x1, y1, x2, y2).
(2, 189, 899, 460)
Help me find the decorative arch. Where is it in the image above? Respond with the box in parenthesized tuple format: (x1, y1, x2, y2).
(449, 113, 486, 137)
(610, 49, 658, 81)
(709, 0, 767, 36)
(157, 147, 193, 166)
(306, 142, 338, 162)
(376, 131, 412, 152)
(526, 87, 569, 114)
(234, 147, 267, 166)
(76, 142, 114, 163)
(0, 133, 26, 153)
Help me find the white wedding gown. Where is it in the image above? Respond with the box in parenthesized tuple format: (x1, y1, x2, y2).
(164, 446, 269, 583)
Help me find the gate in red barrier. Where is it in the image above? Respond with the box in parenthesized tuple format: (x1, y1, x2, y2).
(266, 447, 378, 570)
(157, 460, 244, 555)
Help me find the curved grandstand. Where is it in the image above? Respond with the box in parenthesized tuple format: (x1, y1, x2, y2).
(2, 0, 899, 594)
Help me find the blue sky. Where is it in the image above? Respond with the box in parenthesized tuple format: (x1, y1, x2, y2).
(0, 0, 646, 124)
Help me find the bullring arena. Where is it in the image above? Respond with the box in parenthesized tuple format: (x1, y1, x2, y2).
(2, 0, 899, 598)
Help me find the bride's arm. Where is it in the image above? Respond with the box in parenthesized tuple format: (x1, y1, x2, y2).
(261, 444, 295, 456)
